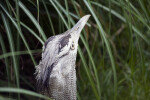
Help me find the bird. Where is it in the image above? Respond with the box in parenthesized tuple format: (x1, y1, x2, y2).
(35, 15, 90, 100)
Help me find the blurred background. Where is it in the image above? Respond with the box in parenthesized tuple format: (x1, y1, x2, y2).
(0, 0, 150, 100)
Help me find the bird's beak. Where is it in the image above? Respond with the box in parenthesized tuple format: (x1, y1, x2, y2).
(70, 14, 91, 38)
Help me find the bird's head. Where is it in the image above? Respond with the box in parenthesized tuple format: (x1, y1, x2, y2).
(57, 15, 91, 59)
(54, 15, 91, 75)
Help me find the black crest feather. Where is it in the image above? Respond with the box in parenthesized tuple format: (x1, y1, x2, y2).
(59, 34, 71, 52)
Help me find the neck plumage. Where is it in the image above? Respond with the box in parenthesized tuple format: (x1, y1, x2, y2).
(48, 64, 77, 100)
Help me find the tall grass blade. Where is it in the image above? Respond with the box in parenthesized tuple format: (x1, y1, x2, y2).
(91, 1, 150, 45)
(78, 47, 100, 100)
(0, 49, 41, 59)
(42, 0, 55, 35)
(0, 87, 51, 100)
(49, 0, 69, 29)
(0, 33, 10, 87)
(18, 1, 47, 41)
(1, 12, 20, 99)
(84, 0, 117, 100)
(0, 4, 37, 66)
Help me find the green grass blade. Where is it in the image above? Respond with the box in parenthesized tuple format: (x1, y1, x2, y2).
(49, 0, 69, 29)
(78, 47, 100, 100)
(0, 96, 16, 100)
(0, 87, 51, 100)
(137, 0, 150, 21)
(20, 22, 44, 44)
(91, 1, 150, 45)
(0, 49, 41, 59)
(15, 0, 21, 53)
(0, 4, 37, 66)
(0, 33, 10, 87)
(112, 0, 150, 31)
(1, 12, 20, 97)
(42, 0, 55, 35)
(84, 1, 117, 100)
(15, 0, 21, 97)
(18, 1, 47, 41)
(65, 0, 70, 28)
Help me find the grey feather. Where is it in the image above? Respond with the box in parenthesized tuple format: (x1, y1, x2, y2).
(35, 15, 90, 100)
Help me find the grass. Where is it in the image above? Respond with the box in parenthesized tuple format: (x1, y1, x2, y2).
(0, 0, 150, 100)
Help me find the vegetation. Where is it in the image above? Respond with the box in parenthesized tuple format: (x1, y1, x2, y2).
(0, 0, 150, 100)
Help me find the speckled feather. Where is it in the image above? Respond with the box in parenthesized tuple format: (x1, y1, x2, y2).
(35, 32, 77, 100)
(35, 15, 90, 100)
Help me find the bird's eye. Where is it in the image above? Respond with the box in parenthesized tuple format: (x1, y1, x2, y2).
(70, 42, 75, 50)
